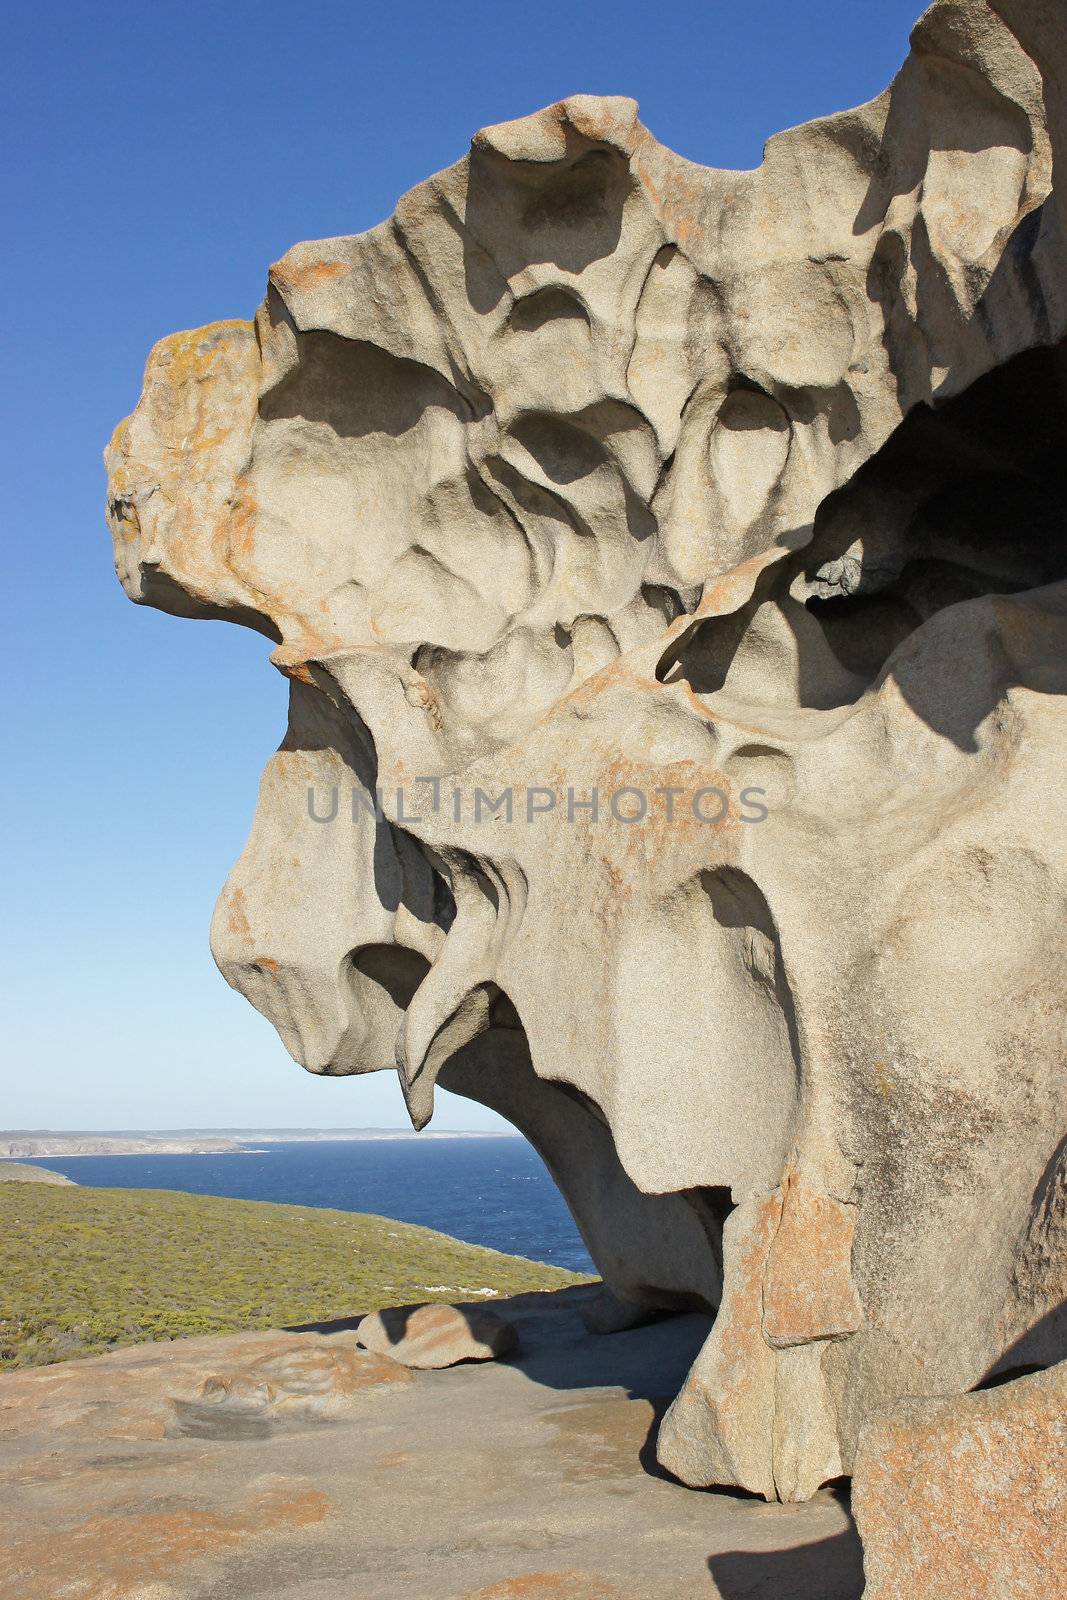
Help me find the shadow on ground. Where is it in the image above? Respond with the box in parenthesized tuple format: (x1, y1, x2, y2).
(709, 1523, 864, 1600)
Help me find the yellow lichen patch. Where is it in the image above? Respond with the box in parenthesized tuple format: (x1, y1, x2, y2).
(150, 318, 256, 374)
(102, 316, 271, 622)
(144, 321, 259, 458)
(105, 413, 133, 462)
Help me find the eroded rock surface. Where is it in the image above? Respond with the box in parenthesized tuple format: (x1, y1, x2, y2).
(106, 0, 1067, 1505)
(0, 1326, 412, 1446)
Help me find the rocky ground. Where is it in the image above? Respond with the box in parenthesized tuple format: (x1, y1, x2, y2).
(0, 1285, 863, 1600)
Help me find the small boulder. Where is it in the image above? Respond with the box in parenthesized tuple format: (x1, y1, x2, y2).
(356, 1302, 517, 1368)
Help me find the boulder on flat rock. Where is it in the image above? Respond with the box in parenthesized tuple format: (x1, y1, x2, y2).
(852, 1361, 1067, 1599)
(357, 1302, 517, 1368)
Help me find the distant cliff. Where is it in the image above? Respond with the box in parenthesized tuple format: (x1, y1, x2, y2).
(0, 1129, 507, 1157)
(0, 1134, 240, 1158)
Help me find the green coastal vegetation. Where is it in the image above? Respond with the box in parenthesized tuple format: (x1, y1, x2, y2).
(0, 1184, 592, 1370)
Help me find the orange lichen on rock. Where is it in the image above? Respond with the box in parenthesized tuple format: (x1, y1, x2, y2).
(0, 1480, 328, 1600)
(461, 1572, 634, 1600)
(269, 255, 350, 292)
(762, 1172, 862, 1348)
(852, 1361, 1067, 1600)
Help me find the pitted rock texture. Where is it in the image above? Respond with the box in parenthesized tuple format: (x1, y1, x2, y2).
(106, 0, 1067, 1505)
(357, 1302, 518, 1368)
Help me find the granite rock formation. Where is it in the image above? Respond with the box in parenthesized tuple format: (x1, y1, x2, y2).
(106, 0, 1067, 1504)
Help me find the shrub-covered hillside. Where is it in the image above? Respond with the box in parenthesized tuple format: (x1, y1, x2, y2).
(0, 1184, 592, 1369)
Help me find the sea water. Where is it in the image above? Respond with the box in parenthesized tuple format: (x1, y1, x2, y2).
(17, 1137, 595, 1273)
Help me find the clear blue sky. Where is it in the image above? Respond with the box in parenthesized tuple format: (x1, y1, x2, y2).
(3, 0, 923, 1130)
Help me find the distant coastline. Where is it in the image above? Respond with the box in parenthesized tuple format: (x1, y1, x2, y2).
(0, 1128, 518, 1159)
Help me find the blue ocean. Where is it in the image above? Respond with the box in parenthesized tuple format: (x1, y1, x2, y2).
(17, 1137, 595, 1274)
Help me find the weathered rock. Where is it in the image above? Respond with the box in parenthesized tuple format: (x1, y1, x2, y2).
(852, 1361, 1067, 1599)
(460, 1575, 634, 1599)
(0, 1477, 330, 1600)
(171, 1334, 413, 1436)
(105, 0, 1067, 1508)
(357, 1302, 517, 1368)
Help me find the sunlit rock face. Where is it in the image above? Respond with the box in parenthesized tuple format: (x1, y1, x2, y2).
(107, 0, 1067, 1503)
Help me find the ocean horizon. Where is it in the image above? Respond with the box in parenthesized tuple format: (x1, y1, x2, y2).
(9, 1136, 595, 1275)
